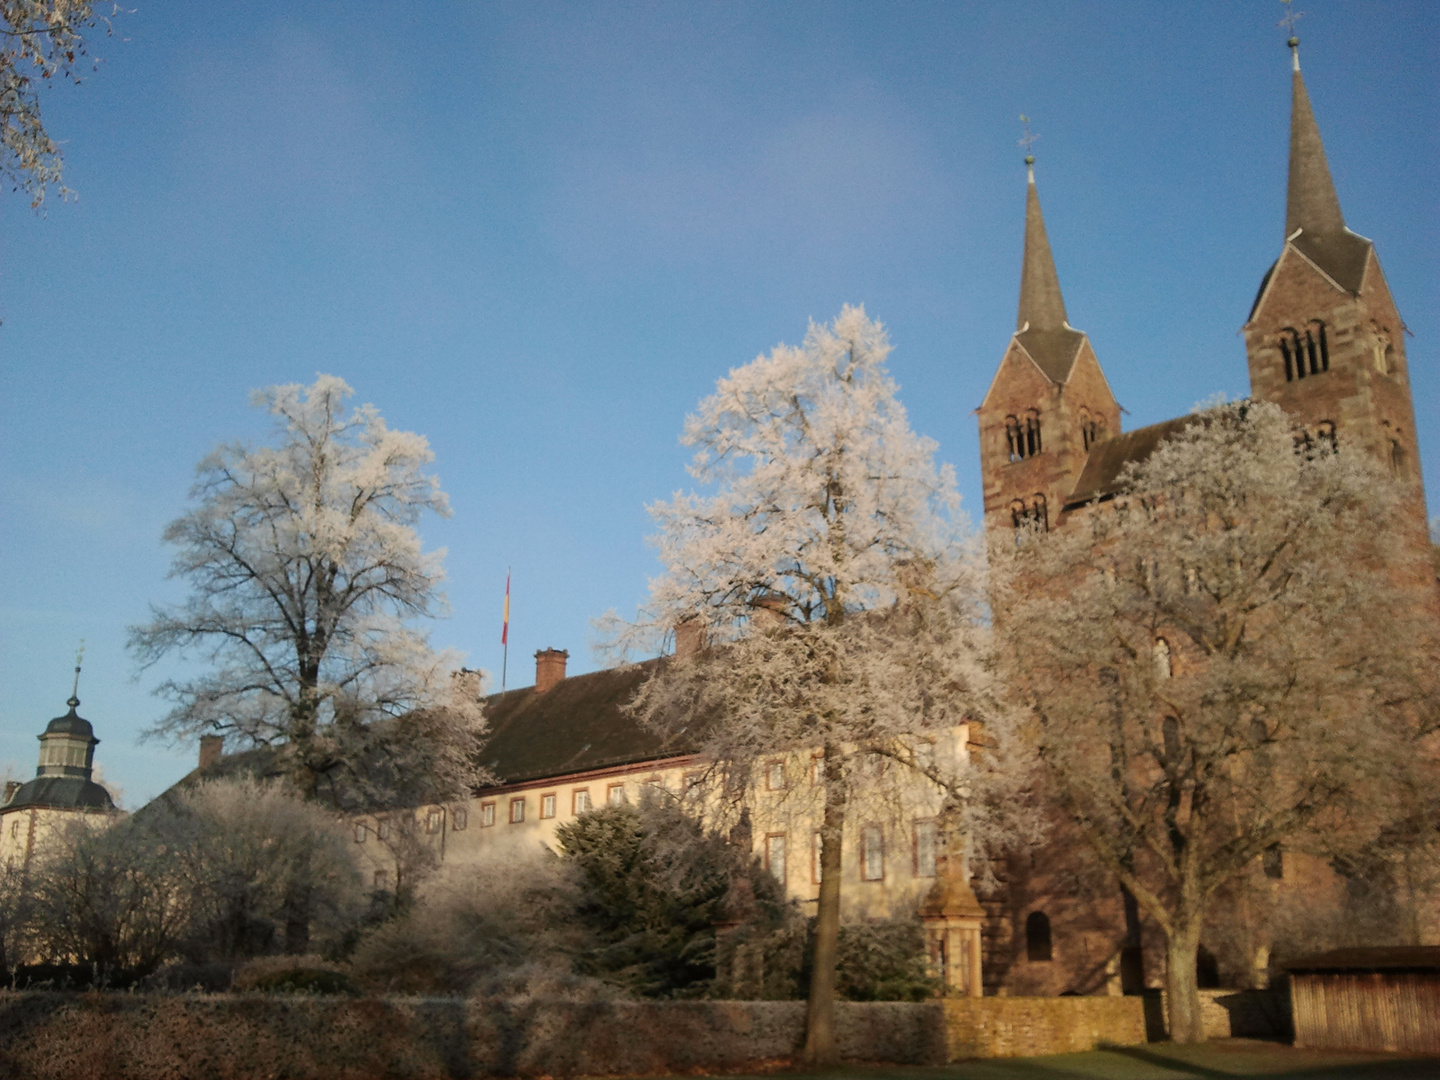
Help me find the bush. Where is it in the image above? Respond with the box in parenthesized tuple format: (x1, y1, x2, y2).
(348, 851, 589, 996)
(232, 955, 358, 995)
(557, 799, 792, 998)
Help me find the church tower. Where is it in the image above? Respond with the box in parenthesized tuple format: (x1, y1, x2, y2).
(1244, 40, 1427, 511)
(978, 159, 1120, 534)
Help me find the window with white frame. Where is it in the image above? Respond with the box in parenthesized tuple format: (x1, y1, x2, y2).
(607, 783, 625, 806)
(766, 760, 786, 791)
(573, 789, 591, 814)
(861, 824, 885, 881)
(426, 808, 444, 834)
(541, 794, 556, 819)
(480, 802, 496, 827)
(452, 807, 468, 831)
(353, 823, 367, 844)
(914, 820, 937, 878)
(765, 833, 787, 886)
(509, 797, 525, 823)
(376, 818, 391, 841)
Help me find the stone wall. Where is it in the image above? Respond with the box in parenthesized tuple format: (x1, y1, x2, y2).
(0, 992, 1149, 1078)
(940, 996, 1146, 1060)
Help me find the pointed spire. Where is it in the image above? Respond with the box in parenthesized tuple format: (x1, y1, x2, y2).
(1017, 164, 1069, 332)
(1285, 48, 1346, 238)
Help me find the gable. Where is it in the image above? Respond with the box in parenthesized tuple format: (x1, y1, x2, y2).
(979, 337, 1064, 413)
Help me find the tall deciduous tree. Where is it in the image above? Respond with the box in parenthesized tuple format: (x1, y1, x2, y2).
(610, 307, 1001, 1063)
(130, 375, 485, 808)
(2, 1, 118, 207)
(991, 400, 1438, 1043)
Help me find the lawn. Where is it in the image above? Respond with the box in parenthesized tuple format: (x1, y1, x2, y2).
(718, 1040, 1440, 1080)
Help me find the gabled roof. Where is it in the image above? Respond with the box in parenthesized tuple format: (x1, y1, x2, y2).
(478, 659, 693, 787)
(1065, 415, 1197, 508)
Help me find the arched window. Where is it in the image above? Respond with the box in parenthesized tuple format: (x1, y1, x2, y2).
(1310, 321, 1330, 374)
(1026, 911, 1053, 962)
(1025, 409, 1042, 456)
(1390, 437, 1406, 476)
(1011, 495, 1049, 534)
(1196, 946, 1221, 989)
(1162, 716, 1182, 763)
(1005, 416, 1023, 462)
(1154, 638, 1172, 680)
(1280, 328, 1300, 382)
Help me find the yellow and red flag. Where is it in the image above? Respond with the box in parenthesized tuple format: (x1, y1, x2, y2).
(501, 571, 511, 646)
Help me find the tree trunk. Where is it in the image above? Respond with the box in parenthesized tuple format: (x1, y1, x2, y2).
(803, 743, 847, 1067)
(1164, 918, 1205, 1044)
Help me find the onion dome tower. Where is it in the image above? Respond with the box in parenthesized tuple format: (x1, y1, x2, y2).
(3, 659, 117, 815)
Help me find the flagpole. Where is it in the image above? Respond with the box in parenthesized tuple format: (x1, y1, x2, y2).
(501, 568, 511, 693)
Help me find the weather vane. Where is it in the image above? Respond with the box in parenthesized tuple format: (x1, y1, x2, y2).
(70, 638, 85, 705)
(1278, 0, 1303, 49)
(1018, 114, 1038, 165)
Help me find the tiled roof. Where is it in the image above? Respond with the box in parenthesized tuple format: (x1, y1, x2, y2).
(1065, 415, 1197, 508)
(478, 659, 694, 787)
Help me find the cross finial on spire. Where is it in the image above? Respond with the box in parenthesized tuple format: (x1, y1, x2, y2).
(1018, 114, 1038, 180)
(1279, 0, 1303, 69)
(69, 639, 85, 708)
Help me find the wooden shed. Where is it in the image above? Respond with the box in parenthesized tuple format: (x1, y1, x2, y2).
(1285, 947, 1440, 1053)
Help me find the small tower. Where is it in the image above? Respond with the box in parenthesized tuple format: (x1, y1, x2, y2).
(977, 155, 1120, 536)
(1, 662, 118, 869)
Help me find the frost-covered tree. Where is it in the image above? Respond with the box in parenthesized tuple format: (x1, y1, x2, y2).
(2, 1, 120, 207)
(609, 307, 1001, 1063)
(26, 815, 191, 978)
(164, 777, 364, 959)
(990, 400, 1438, 1043)
(130, 375, 485, 808)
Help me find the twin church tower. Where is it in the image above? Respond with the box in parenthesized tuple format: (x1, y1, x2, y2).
(977, 41, 1427, 549)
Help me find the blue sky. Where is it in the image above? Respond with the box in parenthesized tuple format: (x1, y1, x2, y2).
(2, 1, 1435, 808)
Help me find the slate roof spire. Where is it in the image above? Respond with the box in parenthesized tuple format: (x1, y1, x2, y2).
(1285, 39, 1346, 238)
(1017, 159, 1069, 333)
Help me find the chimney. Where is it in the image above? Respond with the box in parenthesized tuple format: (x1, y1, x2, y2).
(3, 781, 19, 805)
(452, 667, 484, 702)
(199, 734, 224, 770)
(534, 648, 569, 694)
(674, 618, 705, 661)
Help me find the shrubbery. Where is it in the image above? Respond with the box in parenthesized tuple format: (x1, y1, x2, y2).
(5, 780, 933, 1002)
